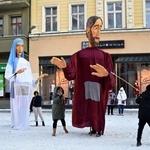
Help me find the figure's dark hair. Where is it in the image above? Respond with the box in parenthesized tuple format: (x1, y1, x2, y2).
(34, 91, 38, 95)
(86, 16, 103, 28)
(86, 16, 103, 38)
(56, 87, 64, 94)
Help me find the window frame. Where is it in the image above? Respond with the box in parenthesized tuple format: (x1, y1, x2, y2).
(42, 4, 60, 33)
(104, 0, 125, 29)
(143, 0, 150, 28)
(11, 16, 22, 35)
(69, 2, 86, 31)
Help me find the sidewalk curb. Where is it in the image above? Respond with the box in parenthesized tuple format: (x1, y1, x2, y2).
(0, 109, 137, 113)
(0, 109, 73, 113)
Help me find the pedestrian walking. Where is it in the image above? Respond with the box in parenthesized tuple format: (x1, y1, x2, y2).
(135, 84, 150, 147)
(117, 87, 127, 115)
(30, 91, 45, 126)
(107, 90, 116, 115)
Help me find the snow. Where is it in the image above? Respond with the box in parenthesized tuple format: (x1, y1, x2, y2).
(0, 108, 149, 150)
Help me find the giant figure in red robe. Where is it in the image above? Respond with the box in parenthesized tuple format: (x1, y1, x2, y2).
(51, 16, 116, 136)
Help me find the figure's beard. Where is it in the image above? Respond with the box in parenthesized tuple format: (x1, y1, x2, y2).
(89, 33, 100, 47)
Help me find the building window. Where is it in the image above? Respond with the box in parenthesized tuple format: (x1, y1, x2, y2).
(45, 7, 57, 32)
(0, 18, 3, 36)
(71, 4, 85, 30)
(146, 0, 150, 27)
(107, 1, 123, 29)
(11, 16, 22, 35)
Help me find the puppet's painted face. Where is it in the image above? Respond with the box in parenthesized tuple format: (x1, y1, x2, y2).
(86, 19, 102, 47)
(16, 42, 24, 57)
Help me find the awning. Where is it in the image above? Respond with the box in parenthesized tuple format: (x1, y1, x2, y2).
(39, 56, 70, 65)
(116, 56, 150, 63)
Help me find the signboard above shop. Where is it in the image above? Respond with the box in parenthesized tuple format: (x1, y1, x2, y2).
(0, 64, 6, 72)
(82, 40, 125, 49)
(0, 74, 4, 96)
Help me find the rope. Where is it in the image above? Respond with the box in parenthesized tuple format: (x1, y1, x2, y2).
(109, 71, 138, 90)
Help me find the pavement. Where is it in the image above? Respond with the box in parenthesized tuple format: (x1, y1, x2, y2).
(0, 108, 149, 150)
(0, 99, 10, 109)
(0, 98, 149, 150)
(0, 99, 72, 109)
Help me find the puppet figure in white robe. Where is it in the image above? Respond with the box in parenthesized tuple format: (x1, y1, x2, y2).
(5, 38, 47, 130)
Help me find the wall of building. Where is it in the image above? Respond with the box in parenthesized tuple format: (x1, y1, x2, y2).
(29, 0, 150, 104)
(134, 0, 143, 28)
(29, 30, 150, 73)
(31, 0, 96, 34)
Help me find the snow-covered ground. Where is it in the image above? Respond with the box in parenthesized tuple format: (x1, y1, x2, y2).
(0, 108, 149, 150)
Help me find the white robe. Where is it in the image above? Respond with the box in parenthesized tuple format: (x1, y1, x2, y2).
(5, 57, 36, 130)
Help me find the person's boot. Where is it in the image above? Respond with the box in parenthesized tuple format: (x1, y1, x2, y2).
(96, 131, 102, 137)
(136, 140, 142, 147)
(42, 121, 45, 126)
(36, 121, 38, 126)
(52, 128, 56, 136)
(89, 127, 96, 135)
(63, 126, 68, 133)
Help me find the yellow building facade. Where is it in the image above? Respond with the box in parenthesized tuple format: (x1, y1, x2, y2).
(29, 0, 150, 106)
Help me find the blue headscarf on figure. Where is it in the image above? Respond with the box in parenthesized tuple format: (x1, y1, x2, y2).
(8, 38, 24, 74)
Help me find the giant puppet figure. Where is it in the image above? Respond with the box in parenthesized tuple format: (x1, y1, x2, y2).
(51, 16, 115, 136)
(5, 38, 47, 130)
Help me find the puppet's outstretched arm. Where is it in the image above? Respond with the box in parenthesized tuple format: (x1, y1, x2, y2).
(50, 57, 66, 69)
(35, 73, 48, 84)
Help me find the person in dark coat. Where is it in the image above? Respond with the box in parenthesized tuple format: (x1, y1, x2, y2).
(107, 90, 116, 115)
(52, 86, 68, 136)
(135, 84, 150, 147)
(30, 91, 45, 126)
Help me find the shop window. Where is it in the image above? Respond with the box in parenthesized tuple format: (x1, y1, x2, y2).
(117, 62, 150, 105)
(39, 57, 74, 105)
(117, 63, 138, 105)
(139, 63, 150, 92)
(55, 69, 69, 98)
(39, 65, 57, 103)
(0, 18, 3, 36)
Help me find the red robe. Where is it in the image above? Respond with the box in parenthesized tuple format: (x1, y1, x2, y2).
(63, 47, 115, 134)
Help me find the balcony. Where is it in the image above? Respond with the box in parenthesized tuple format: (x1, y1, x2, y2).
(0, 0, 30, 10)
(0, 35, 28, 53)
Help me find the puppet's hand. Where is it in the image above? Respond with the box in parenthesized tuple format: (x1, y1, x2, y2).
(37, 73, 48, 81)
(17, 68, 27, 74)
(90, 63, 109, 77)
(50, 57, 66, 69)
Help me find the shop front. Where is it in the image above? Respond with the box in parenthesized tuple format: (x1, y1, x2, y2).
(29, 30, 150, 108)
(0, 64, 8, 98)
(115, 55, 150, 106)
(39, 55, 150, 107)
(38, 57, 73, 107)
